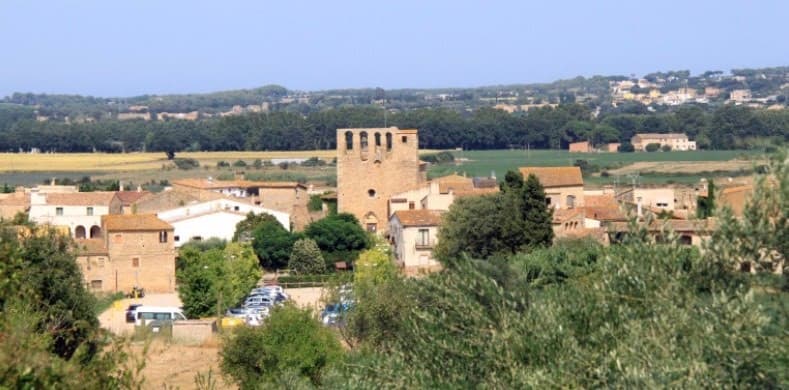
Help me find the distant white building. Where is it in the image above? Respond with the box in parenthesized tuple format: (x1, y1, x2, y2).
(156, 198, 290, 247)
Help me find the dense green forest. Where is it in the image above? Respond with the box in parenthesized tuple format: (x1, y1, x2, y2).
(0, 103, 786, 153)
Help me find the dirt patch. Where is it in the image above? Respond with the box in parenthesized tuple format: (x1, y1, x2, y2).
(130, 339, 231, 390)
(607, 160, 755, 175)
(286, 287, 327, 312)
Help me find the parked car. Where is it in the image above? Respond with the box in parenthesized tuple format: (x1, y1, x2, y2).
(125, 304, 143, 323)
(251, 286, 289, 300)
(321, 302, 352, 326)
(244, 295, 274, 307)
(134, 306, 187, 326)
(225, 307, 250, 318)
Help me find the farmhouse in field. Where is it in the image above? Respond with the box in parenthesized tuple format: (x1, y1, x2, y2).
(631, 133, 696, 151)
(568, 141, 593, 153)
(75, 214, 176, 293)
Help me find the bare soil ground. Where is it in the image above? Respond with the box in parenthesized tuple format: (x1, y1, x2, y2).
(100, 288, 326, 389)
(607, 160, 755, 175)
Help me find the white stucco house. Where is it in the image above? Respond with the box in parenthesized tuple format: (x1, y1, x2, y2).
(28, 190, 122, 238)
(155, 198, 290, 247)
(389, 209, 443, 275)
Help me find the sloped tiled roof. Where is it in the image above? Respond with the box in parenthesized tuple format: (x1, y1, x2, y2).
(102, 214, 173, 231)
(553, 208, 584, 223)
(518, 167, 583, 188)
(0, 192, 30, 206)
(115, 191, 150, 205)
(44, 192, 117, 206)
(391, 209, 443, 227)
(585, 194, 618, 208)
(453, 187, 500, 198)
(132, 190, 223, 213)
(172, 178, 305, 190)
(584, 206, 627, 222)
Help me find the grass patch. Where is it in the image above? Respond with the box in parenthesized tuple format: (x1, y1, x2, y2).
(93, 291, 124, 315)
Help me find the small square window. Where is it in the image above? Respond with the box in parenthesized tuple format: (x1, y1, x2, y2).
(132, 258, 140, 267)
(174, 235, 180, 242)
(56, 207, 64, 216)
(86, 207, 94, 216)
(401, 136, 408, 143)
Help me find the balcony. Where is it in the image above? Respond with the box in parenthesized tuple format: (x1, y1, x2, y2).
(414, 239, 435, 250)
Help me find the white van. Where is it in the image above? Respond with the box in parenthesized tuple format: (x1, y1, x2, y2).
(134, 306, 187, 326)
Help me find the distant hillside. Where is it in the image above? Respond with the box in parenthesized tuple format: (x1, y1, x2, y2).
(3, 66, 787, 121)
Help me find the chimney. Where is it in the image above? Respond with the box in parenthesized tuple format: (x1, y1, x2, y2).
(119, 181, 124, 192)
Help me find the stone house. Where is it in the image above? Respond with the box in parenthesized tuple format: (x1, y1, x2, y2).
(388, 174, 498, 217)
(568, 141, 593, 153)
(75, 214, 176, 293)
(170, 178, 310, 229)
(389, 209, 443, 275)
(518, 166, 585, 210)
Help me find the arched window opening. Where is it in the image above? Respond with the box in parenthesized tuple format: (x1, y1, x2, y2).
(386, 132, 393, 151)
(90, 225, 102, 238)
(375, 133, 382, 147)
(368, 189, 376, 198)
(345, 131, 353, 150)
(360, 131, 368, 151)
(566, 195, 576, 209)
(75, 225, 86, 239)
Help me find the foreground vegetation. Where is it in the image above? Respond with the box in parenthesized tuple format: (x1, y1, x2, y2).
(217, 154, 787, 388)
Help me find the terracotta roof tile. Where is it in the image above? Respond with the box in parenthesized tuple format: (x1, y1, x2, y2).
(518, 166, 583, 187)
(0, 192, 30, 206)
(102, 214, 173, 231)
(585, 194, 618, 208)
(632, 133, 689, 140)
(43, 192, 118, 206)
(115, 191, 150, 205)
(391, 209, 443, 227)
(172, 178, 305, 190)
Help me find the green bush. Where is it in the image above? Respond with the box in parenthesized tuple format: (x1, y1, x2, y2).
(173, 158, 200, 170)
(420, 151, 455, 164)
(661, 144, 672, 152)
(645, 143, 661, 152)
(618, 142, 635, 152)
(308, 194, 323, 212)
(233, 160, 247, 167)
(220, 305, 343, 388)
(288, 239, 326, 275)
(216, 160, 230, 168)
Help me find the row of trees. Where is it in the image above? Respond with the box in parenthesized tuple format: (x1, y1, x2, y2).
(1, 103, 787, 153)
(218, 153, 788, 388)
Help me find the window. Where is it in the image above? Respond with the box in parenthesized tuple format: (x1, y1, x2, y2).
(386, 132, 393, 151)
(192, 236, 202, 241)
(132, 257, 140, 267)
(75, 225, 86, 239)
(656, 202, 668, 208)
(375, 132, 382, 147)
(546, 197, 552, 205)
(90, 280, 102, 290)
(90, 225, 101, 238)
(418, 229, 429, 246)
(566, 195, 576, 208)
(174, 235, 180, 242)
(234, 205, 240, 211)
(368, 189, 376, 198)
(360, 131, 368, 151)
(345, 131, 354, 150)
(408, 201, 415, 210)
(56, 207, 63, 216)
(159, 231, 168, 243)
(86, 207, 93, 216)
(401, 135, 408, 143)
(366, 223, 377, 233)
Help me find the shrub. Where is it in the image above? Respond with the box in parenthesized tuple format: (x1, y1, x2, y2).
(420, 151, 455, 164)
(278, 162, 289, 170)
(220, 305, 343, 388)
(173, 158, 200, 170)
(645, 143, 661, 152)
(308, 194, 323, 212)
(233, 160, 247, 167)
(661, 144, 672, 152)
(216, 160, 230, 168)
(301, 157, 326, 167)
(288, 239, 326, 275)
(618, 142, 635, 152)
(252, 159, 263, 169)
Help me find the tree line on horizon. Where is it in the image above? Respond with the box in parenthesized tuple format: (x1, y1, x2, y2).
(0, 103, 787, 154)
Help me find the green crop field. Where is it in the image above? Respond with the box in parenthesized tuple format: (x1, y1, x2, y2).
(428, 149, 766, 186)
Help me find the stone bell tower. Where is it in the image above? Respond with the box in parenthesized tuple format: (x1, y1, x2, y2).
(336, 127, 424, 233)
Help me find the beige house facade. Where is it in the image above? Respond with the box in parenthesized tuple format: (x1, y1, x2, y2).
(389, 210, 443, 275)
(28, 191, 122, 238)
(519, 167, 585, 210)
(75, 214, 176, 293)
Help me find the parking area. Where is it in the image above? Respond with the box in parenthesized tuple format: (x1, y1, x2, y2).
(99, 293, 182, 335)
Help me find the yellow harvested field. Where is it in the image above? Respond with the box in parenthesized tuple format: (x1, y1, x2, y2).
(0, 151, 337, 172)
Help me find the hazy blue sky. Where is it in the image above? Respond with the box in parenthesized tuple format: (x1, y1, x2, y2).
(1, 0, 787, 97)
